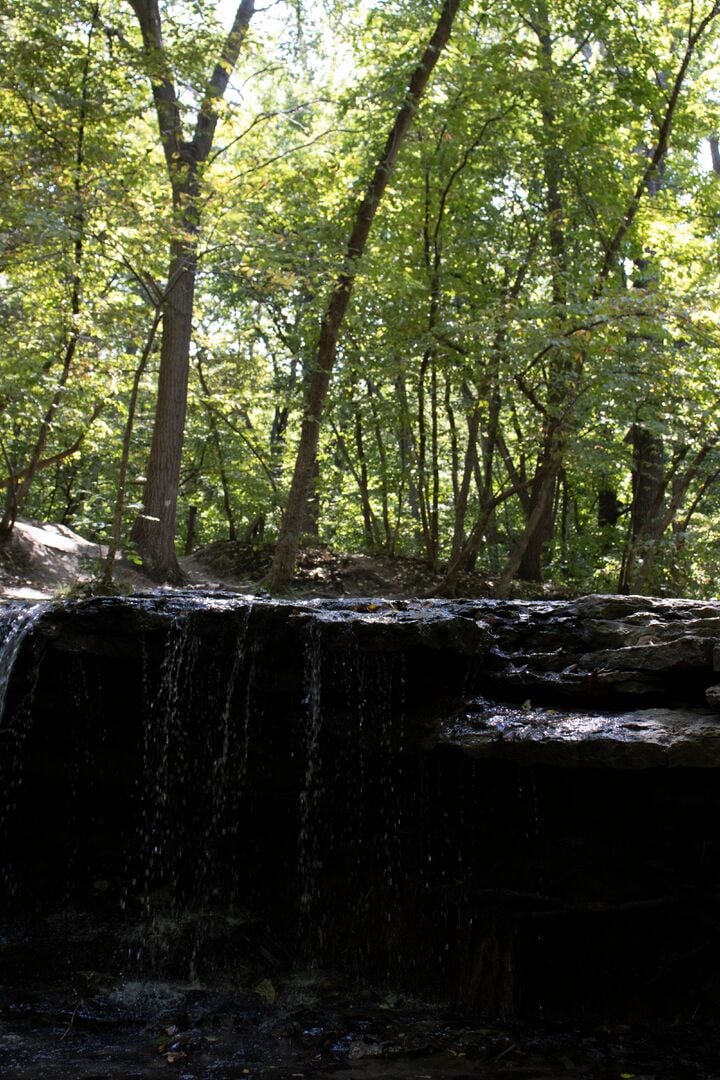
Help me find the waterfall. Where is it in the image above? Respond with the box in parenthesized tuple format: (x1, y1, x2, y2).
(0, 601, 46, 724)
(3, 591, 715, 1030)
(297, 617, 324, 952)
(129, 597, 260, 976)
(0, 601, 48, 898)
(139, 607, 199, 916)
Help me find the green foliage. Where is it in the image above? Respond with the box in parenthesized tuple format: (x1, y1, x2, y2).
(2, 0, 720, 593)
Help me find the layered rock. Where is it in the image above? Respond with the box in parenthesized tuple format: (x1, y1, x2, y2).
(5, 590, 720, 770)
(3, 591, 720, 1023)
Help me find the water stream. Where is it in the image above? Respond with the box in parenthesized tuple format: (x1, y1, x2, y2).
(0, 601, 46, 723)
(0, 601, 48, 900)
(2, 592, 720, 1076)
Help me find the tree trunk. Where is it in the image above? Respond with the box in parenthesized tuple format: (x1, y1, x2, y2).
(618, 425, 666, 593)
(627, 425, 665, 542)
(195, 354, 238, 542)
(128, 0, 255, 581)
(617, 430, 717, 594)
(395, 374, 422, 549)
(440, 238, 538, 592)
(517, 465, 558, 581)
(512, 1, 566, 584)
(130, 241, 196, 581)
(184, 505, 198, 556)
(367, 380, 392, 548)
(498, 468, 558, 593)
(353, 405, 381, 548)
(498, 1, 719, 589)
(263, 0, 461, 592)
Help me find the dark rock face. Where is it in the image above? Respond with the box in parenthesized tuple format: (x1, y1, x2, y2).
(2, 591, 720, 1026)
(477, 593, 720, 705)
(446, 702, 720, 768)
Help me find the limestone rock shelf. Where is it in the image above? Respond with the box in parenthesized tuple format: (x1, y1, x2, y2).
(6, 590, 720, 760)
(2, 591, 720, 1024)
(445, 701, 720, 768)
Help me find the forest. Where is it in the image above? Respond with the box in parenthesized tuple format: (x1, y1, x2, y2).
(2, 0, 720, 596)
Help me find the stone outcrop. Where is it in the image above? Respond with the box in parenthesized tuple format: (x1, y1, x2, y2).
(5, 590, 720, 769)
(473, 593, 720, 704)
(446, 701, 720, 768)
(3, 590, 720, 1026)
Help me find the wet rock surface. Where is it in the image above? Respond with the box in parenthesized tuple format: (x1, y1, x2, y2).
(2, 977, 720, 1078)
(3, 591, 720, 1072)
(476, 593, 720, 705)
(6, 590, 720, 762)
(446, 701, 720, 767)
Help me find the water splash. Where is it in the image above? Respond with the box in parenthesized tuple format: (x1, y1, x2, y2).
(0, 602, 48, 898)
(0, 601, 46, 724)
(129, 599, 259, 976)
(204, 603, 255, 903)
(297, 618, 324, 949)
(140, 610, 198, 917)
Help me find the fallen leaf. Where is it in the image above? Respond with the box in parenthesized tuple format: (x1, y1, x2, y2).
(254, 978, 277, 1005)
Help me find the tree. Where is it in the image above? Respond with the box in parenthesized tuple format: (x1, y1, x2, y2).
(127, 0, 256, 581)
(0, 0, 155, 540)
(495, 0, 720, 591)
(265, 0, 462, 591)
(2, 0, 720, 598)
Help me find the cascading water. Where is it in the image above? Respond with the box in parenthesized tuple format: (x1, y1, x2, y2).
(126, 597, 264, 978)
(2, 592, 720, 1078)
(0, 601, 48, 899)
(297, 618, 324, 950)
(140, 608, 199, 917)
(0, 601, 46, 723)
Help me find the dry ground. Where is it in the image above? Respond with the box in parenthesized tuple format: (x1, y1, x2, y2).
(0, 521, 564, 600)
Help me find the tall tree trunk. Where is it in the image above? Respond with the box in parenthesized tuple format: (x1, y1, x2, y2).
(366, 380, 393, 548)
(353, 404, 381, 548)
(264, 0, 462, 592)
(628, 425, 666, 543)
(130, 241, 196, 578)
(513, 0, 567, 583)
(440, 238, 538, 593)
(128, 0, 255, 581)
(196, 355, 238, 542)
(619, 435, 717, 593)
(447, 392, 481, 569)
(418, 125, 494, 569)
(395, 373, 422, 548)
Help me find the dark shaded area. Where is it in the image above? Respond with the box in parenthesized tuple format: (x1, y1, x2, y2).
(2, 594, 720, 1075)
